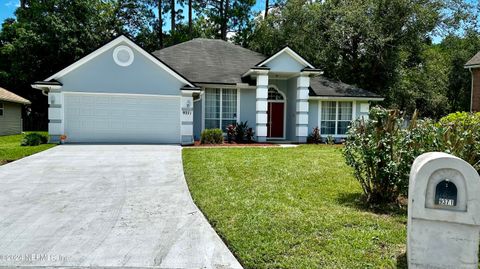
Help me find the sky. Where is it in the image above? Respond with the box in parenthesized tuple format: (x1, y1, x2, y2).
(0, 0, 20, 22)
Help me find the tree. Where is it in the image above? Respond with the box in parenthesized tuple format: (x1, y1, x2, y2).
(264, 0, 269, 18)
(248, 0, 477, 117)
(0, 0, 158, 130)
(159, 0, 163, 47)
(188, 0, 192, 37)
(171, 0, 176, 34)
(198, 0, 254, 41)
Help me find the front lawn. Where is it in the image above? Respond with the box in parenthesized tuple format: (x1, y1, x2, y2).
(182, 145, 407, 268)
(0, 132, 55, 165)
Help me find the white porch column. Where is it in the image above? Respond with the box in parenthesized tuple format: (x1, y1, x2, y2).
(296, 73, 310, 143)
(255, 70, 269, 142)
(181, 90, 194, 145)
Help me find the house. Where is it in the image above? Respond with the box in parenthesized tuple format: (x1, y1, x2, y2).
(0, 87, 31, 136)
(465, 52, 480, 112)
(31, 35, 383, 144)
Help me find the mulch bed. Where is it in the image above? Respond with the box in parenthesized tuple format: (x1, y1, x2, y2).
(187, 141, 278, 147)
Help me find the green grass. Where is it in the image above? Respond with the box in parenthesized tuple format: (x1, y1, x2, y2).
(0, 132, 56, 165)
(183, 145, 407, 269)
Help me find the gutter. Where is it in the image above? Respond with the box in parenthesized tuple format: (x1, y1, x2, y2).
(308, 96, 385, 101)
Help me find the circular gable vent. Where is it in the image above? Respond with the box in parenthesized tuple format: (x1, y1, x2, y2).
(113, 45, 134, 67)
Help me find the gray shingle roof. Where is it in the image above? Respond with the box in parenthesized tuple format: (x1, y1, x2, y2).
(152, 39, 381, 99)
(0, 87, 31, 105)
(465, 51, 480, 67)
(309, 76, 382, 98)
(152, 38, 266, 84)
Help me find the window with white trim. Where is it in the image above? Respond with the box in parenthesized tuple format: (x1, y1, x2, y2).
(204, 88, 237, 130)
(0, 102, 3, 116)
(320, 101, 353, 135)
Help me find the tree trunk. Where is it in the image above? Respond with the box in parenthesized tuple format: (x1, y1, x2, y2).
(265, 0, 269, 18)
(171, 0, 175, 35)
(188, 0, 192, 38)
(158, 0, 163, 48)
(221, 0, 229, 40)
(219, 0, 224, 39)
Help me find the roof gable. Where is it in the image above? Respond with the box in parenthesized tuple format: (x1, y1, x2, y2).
(256, 46, 314, 70)
(0, 87, 31, 104)
(46, 35, 194, 87)
(465, 51, 480, 67)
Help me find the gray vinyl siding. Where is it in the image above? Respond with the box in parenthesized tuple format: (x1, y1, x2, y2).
(308, 100, 318, 134)
(239, 88, 256, 128)
(58, 41, 185, 96)
(0, 101, 23, 136)
(286, 78, 297, 141)
(356, 101, 370, 119)
(193, 98, 202, 140)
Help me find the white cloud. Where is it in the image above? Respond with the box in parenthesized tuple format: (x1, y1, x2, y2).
(5, 1, 20, 7)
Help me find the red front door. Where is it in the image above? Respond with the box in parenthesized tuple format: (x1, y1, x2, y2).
(267, 102, 284, 138)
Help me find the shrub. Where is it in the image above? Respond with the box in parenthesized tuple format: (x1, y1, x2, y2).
(21, 132, 48, 146)
(235, 121, 249, 142)
(200, 128, 224, 144)
(224, 121, 253, 143)
(436, 112, 480, 171)
(245, 128, 255, 142)
(326, 135, 335, 145)
(344, 107, 480, 205)
(308, 127, 321, 144)
(226, 124, 235, 143)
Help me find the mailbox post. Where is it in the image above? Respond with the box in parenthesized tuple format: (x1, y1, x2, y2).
(408, 152, 480, 269)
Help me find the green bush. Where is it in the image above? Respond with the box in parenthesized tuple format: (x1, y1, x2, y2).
(200, 128, 224, 144)
(307, 127, 321, 144)
(436, 112, 480, 171)
(224, 121, 254, 143)
(234, 121, 248, 142)
(21, 132, 48, 146)
(344, 107, 409, 204)
(344, 107, 480, 205)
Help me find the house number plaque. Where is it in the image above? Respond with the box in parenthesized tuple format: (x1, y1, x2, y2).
(434, 179, 457, 207)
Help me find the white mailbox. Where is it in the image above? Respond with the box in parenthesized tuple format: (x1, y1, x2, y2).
(408, 152, 480, 269)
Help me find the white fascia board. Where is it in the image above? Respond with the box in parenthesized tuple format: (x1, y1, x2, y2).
(309, 96, 384, 101)
(257, 47, 314, 69)
(31, 84, 62, 91)
(45, 35, 194, 87)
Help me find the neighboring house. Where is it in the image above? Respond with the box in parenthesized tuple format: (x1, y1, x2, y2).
(32, 35, 383, 144)
(0, 87, 31, 136)
(465, 52, 480, 112)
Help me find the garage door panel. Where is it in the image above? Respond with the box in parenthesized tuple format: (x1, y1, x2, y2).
(64, 93, 180, 143)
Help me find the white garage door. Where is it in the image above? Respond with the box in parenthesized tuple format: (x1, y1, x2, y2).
(64, 92, 181, 143)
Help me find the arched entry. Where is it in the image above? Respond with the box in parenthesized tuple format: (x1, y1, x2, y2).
(267, 87, 286, 139)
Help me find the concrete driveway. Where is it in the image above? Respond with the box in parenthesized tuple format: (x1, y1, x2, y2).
(0, 145, 242, 269)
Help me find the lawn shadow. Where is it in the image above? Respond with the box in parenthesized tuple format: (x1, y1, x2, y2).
(336, 192, 407, 217)
(396, 252, 407, 269)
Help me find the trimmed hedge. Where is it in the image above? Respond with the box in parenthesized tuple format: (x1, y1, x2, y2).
(200, 128, 224, 144)
(21, 132, 48, 146)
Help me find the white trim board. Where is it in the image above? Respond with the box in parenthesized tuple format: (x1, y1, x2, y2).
(256, 47, 315, 69)
(62, 91, 181, 99)
(45, 35, 194, 87)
